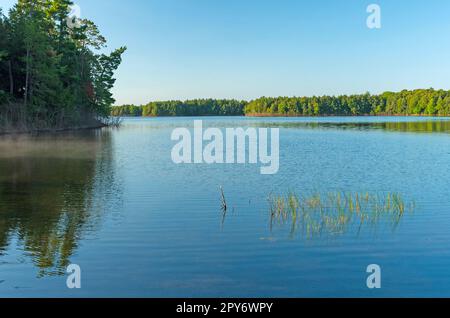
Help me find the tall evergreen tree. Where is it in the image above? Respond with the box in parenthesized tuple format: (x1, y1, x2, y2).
(0, 0, 126, 131)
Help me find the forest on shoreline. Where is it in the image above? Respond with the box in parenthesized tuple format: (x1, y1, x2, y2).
(0, 1, 125, 133)
(2, 2, 450, 133)
(111, 99, 247, 117)
(112, 89, 450, 117)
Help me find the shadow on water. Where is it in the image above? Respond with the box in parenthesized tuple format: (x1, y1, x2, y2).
(0, 129, 122, 277)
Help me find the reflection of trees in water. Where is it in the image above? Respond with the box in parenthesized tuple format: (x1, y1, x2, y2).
(380, 120, 450, 133)
(0, 129, 121, 277)
(319, 120, 450, 134)
(248, 119, 450, 134)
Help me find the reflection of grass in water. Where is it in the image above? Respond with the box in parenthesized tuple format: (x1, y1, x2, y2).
(268, 191, 415, 238)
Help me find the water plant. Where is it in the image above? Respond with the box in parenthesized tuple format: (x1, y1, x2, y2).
(219, 186, 228, 228)
(268, 191, 415, 238)
(220, 186, 227, 213)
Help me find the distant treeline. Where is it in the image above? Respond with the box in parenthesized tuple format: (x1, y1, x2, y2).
(245, 89, 450, 116)
(112, 89, 450, 117)
(111, 99, 247, 117)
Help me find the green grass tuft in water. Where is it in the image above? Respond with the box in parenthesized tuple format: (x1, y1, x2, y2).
(268, 191, 415, 238)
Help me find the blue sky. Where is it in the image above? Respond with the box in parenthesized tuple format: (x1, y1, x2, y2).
(2, 0, 450, 104)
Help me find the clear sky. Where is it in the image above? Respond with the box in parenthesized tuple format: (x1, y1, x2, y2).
(2, 0, 450, 105)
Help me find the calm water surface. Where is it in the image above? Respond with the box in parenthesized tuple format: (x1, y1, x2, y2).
(1, 116, 450, 297)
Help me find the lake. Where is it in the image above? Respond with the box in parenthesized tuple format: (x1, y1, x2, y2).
(1, 116, 450, 297)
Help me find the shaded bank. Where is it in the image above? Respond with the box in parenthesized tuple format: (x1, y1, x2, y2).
(0, 118, 107, 135)
(0, 115, 121, 135)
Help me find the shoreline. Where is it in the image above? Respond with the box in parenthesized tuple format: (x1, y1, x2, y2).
(0, 122, 107, 136)
(2, 114, 450, 135)
(244, 113, 450, 118)
(116, 114, 450, 118)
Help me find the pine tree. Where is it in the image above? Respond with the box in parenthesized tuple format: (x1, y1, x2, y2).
(0, 0, 126, 131)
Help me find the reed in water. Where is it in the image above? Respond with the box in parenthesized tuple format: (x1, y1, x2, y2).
(268, 191, 415, 238)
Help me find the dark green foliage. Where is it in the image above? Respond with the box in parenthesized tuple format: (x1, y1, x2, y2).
(110, 104, 143, 117)
(111, 99, 247, 117)
(245, 89, 450, 116)
(111, 90, 450, 118)
(0, 0, 126, 131)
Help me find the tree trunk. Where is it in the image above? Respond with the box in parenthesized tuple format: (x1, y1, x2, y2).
(24, 48, 30, 107)
(8, 60, 13, 95)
